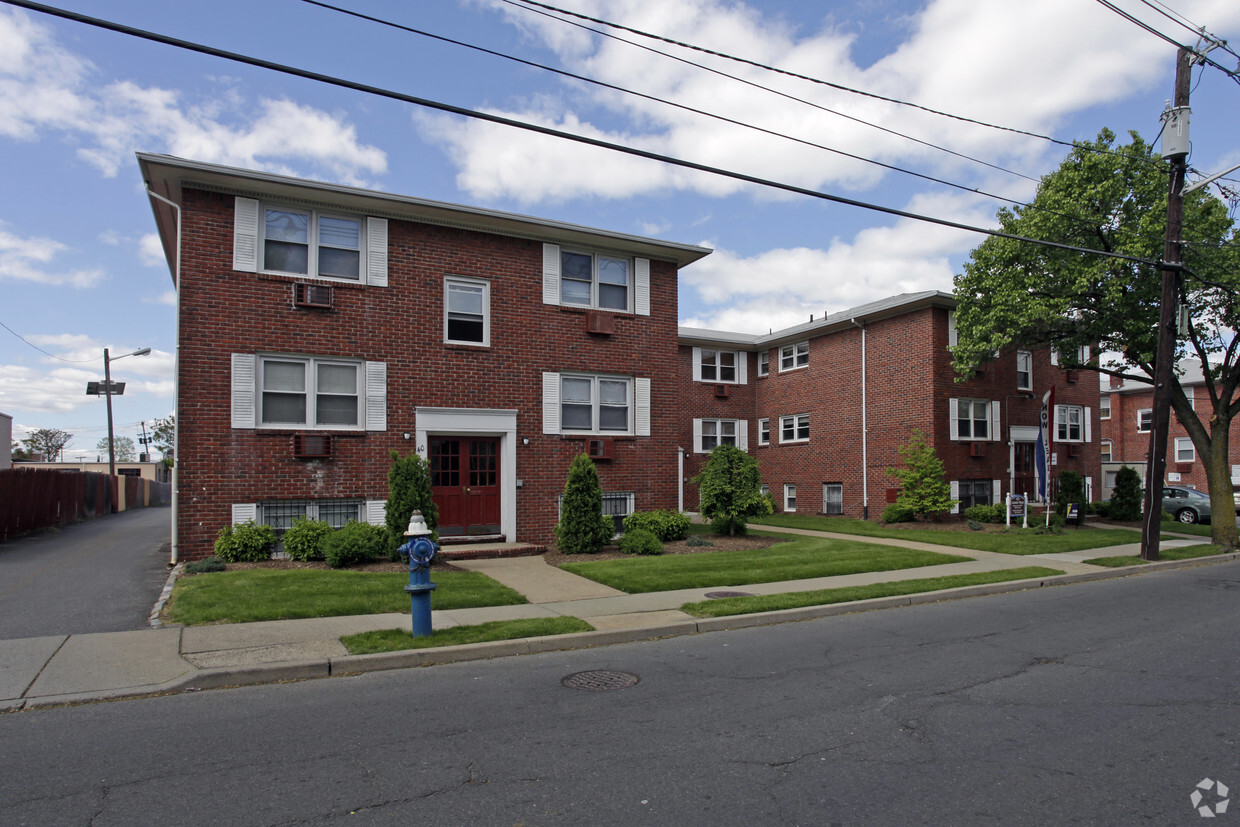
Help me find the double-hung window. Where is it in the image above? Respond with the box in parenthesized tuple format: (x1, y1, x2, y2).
(561, 250, 629, 311)
(784, 484, 797, 512)
(1016, 351, 1032, 391)
(780, 414, 809, 444)
(700, 419, 737, 451)
(701, 350, 736, 382)
(1137, 409, 1152, 433)
(758, 418, 770, 446)
(1100, 440, 1113, 463)
(780, 341, 809, 371)
(954, 399, 990, 440)
(561, 374, 631, 433)
(260, 357, 360, 428)
(1175, 437, 1195, 463)
(757, 350, 769, 377)
(444, 277, 490, 345)
(1100, 395, 1111, 419)
(1056, 404, 1084, 442)
(263, 207, 362, 280)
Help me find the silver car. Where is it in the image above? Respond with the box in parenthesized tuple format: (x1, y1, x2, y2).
(1161, 486, 1212, 524)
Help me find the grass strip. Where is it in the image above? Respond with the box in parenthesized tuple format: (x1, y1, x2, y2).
(341, 617, 593, 654)
(753, 514, 1145, 555)
(1083, 544, 1228, 568)
(681, 566, 1064, 618)
(167, 569, 526, 625)
(561, 537, 969, 593)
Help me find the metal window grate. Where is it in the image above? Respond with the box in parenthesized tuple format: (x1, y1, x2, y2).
(258, 499, 363, 549)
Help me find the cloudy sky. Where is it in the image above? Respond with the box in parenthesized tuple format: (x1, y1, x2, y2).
(1, 0, 1238, 460)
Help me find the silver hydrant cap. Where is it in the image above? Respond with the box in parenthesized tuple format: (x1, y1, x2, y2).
(404, 510, 431, 537)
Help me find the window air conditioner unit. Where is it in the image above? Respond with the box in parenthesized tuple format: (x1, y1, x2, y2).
(1065, 369, 1078, 384)
(294, 282, 334, 309)
(1067, 444, 1080, 457)
(714, 384, 730, 398)
(587, 437, 614, 460)
(586, 311, 615, 335)
(970, 442, 985, 458)
(293, 434, 332, 459)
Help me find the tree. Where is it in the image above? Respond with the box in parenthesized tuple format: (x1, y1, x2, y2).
(385, 450, 438, 554)
(1055, 470, 1084, 524)
(952, 129, 1240, 549)
(1110, 466, 1143, 522)
(555, 454, 613, 553)
(21, 429, 72, 461)
(693, 444, 771, 536)
(151, 414, 175, 457)
(96, 436, 136, 462)
(887, 430, 956, 519)
(11, 441, 33, 461)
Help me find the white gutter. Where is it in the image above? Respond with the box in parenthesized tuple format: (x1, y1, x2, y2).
(677, 447, 685, 513)
(146, 188, 181, 566)
(851, 319, 869, 518)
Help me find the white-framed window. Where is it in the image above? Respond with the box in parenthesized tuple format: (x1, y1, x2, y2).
(1186, 386, 1195, 410)
(1137, 409, 1152, 432)
(1100, 440, 1113, 463)
(1100, 394, 1111, 419)
(692, 347, 746, 383)
(444, 277, 490, 346)
(757, 350, 769, 377)
(561, 374, 631, 434)
(950, 398, 995, 441)
(779, 341, 809, 372)
(780, 414, 809, 444)
(233, 197, 387, 286)
(1104, 470, 1118, 488)
(1175, 437, 1195, 463)
(693, 418, 748, 453)
(784, 483, 797, 512)
(1016, 351, 1032, 391)
(758, 417, 770, 446)
(260, 357, 362, 428)
(957, 479, 992, 509)
(947, 310, 958, 348)
(561, 249, 630, 311)
(1055, 404, 1091, 443)
(823, 483, 843, 515)
(760, 483, 769, 496)
(256, 498, 373, 551)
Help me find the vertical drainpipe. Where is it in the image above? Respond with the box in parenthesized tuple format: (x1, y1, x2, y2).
(851, 319, 868, 519)
(677, 446, 685, 513)
(146, 188, 181, 566)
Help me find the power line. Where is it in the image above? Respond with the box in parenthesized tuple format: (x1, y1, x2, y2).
(0, 318, 98, 363)
(0, 0, 1183, 272)
(1134, 0, 1240, 62)
(1094, 0, 1240, 81)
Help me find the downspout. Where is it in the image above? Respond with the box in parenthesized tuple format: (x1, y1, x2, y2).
(146, 188, 181, 567)
(851, 319, 868, 519)
(677, 446, 685, 513)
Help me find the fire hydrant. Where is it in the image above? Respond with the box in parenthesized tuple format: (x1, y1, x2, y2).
(397, 510, 438, 638)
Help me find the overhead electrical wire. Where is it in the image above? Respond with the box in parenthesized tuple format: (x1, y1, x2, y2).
(1134, 0, 1240, 63)
(1094, 0, 1240, 81)
(0, 318, 98, 363)
(0, 0, 1197, 272)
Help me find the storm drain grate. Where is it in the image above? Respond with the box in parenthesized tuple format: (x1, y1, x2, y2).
(704, 591, 754, 599)
(561, 670, 640, 691)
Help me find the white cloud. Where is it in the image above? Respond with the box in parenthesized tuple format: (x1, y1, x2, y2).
(0, 338, 173, 415)
(142, 290, 177, 307)
(0, 228, 104, 287)
(0, 8, 387, 184)
(138, 233, 165, 267)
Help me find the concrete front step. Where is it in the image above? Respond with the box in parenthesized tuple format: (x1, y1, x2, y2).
(437, 542, 547, 561)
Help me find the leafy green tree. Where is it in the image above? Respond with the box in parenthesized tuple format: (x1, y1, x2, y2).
(386, 450, 438, 555)
(151, 414, 175, 457)
(96, 436, 136, 462)
(887, 430, 956, 519)
(693, 444, 771, 536)
(555, 453, 614, 553)
(952, 129, 1239, 549)
(11, 441, 33, 461)
(1109, 466, 1143, 522)
(21, 428, 72, 461)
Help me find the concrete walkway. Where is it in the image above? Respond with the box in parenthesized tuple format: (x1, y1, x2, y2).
(1, 524, 1229, 711)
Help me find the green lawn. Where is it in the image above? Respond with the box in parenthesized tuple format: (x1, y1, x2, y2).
(166, 569, 526, 625)
(753, 514, 1146, 555)
(341, 617, 593, 654)
(1160, 523, 1215, 537)
(1083, 544, 1229, 568)
(681, 567, 1064, 617)
(560, 537, 969, 593)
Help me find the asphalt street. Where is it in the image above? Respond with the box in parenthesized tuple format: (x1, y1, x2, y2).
(3, 556, 1239, 825)
(0, 507, 172, 640)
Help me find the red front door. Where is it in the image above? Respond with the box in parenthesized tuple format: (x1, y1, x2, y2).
(430, 437, 502, 537)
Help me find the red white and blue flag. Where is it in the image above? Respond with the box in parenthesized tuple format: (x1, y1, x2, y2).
(1035, 388, 1054, 502)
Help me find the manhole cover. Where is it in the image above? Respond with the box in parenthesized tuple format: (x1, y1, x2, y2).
(704, 591, 754, 599)
(561, 670, 640, 691)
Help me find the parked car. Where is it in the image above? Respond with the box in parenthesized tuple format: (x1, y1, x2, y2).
(1159, 486, 1213, 524)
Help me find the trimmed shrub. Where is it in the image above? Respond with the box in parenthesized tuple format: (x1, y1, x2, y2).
(185, 556, 226, 574)
(282, 516, 332, 562)
(881, 503, 915, 523)
(619, 528, 663, 555)
(686, 535, 714, 547)
(1055, 470, 1085, 522)
(964, 504, 1004, 524)
(693, 445, 770, 536)
(386, 450, 438, 559)
(555, 454, 614, 554)
(213, 521, 276, 563)
(887, 430, 956, 518)
(323, 520, 388, 569)
(1089, 500, 1111, 518)
(967, 519, 985, 531)
(622, 509, 691, 542)
(1109, 466, 1143, 521)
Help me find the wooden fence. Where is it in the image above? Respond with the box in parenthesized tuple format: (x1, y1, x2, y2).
(0, 467, 171, 542)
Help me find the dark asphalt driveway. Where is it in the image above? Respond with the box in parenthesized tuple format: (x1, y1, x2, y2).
(0, 507, 172, 640)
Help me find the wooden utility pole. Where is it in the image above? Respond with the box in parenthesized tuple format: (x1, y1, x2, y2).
(1140, 47, 1192, 561)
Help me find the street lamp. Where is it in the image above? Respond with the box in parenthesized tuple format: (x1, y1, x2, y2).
(93, 347, 151, 476)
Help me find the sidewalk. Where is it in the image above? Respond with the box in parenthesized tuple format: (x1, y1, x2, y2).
(1, 526, 1230, 711)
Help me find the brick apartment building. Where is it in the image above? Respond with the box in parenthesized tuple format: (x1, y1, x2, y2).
(140, 154, 710, 560)
(679, 292, 1101, 518)
(1099, 364, 1240, 503)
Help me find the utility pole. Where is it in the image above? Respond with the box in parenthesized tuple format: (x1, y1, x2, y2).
(1140, 47, 1192, 561)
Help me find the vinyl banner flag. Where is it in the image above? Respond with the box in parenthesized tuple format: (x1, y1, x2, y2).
(1035, 389, 1054, 502)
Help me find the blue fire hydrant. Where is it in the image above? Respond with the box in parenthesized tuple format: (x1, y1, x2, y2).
(397, 510, 438, 638)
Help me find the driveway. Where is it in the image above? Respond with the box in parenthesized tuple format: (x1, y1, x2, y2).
(0, 507, 172, 640)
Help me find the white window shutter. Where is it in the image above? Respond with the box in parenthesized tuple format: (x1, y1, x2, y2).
(542, 244, 560, 306)
(233, 197, 259, 272)
(366, 218, 388, 287)
(365, 361, 386, 431)
(232, 503, 257, 525)
(993, 479, 1002, 504)
(947, 311, 958, 348)
(635, 377, 651, 436)
(737, 352, 748, 384)
(635, 257, 650, 316)
(692, 347, 703, 382)
(736, 419, 749, 451)
(948, 399, 959, 441)
(1050, 349, 1059, 366)
(231, 353, 256, 429)
(364, 500, 386, 526)
(1084, 407, 1092, 442)
(1085, 477, 1093, 502)
(991, 400, 1001, 442)
(542, 372, 560, 434)
(950, 481, 960, 514)
(693, 419, 703, 454)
